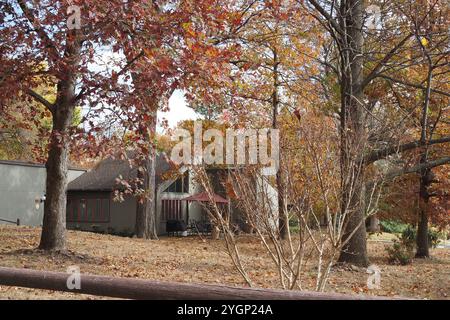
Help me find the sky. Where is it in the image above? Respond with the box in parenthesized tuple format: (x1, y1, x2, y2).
(157, 90, 199, 133)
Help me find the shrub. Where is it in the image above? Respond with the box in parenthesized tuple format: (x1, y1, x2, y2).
(401, 225, 416, 243)
(380, 220, 408, 234)
(428, 229, 442, 248)
(401, 225, 442, 249)
(386, 225, 444, 264)
(385, 232, 415, 265)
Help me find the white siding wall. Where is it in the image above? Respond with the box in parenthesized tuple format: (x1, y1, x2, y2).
(156, 168, 202, 235)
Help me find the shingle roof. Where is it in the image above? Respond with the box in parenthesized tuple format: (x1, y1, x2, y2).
(67, 152, 174, 192)
(0, 159, 85, 171)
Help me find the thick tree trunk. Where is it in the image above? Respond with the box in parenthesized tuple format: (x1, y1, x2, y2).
(416, 206, 429, 258)
(338, 175, 369, 266)
(39, 101, 75, 250)
(39, 129, 71, 250)
(135, 153, 158, 239)
(337, 0, 369, 267)
(39, 30, 81, 251)
(276, 170, 288, 240)
(415, 55, 433, 258)
(135, 103, 158, 240)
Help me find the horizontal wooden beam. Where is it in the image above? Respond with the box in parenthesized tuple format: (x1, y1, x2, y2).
(0, 267, 392, 300)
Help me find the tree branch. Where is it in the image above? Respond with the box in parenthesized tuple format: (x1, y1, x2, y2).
(365, 136, 450, 164)
(305, 0, 343, 36)
(379, 75, 450, 98)
(361, 33, 414, 89)
(17, 0, 60, 60)
(384, 157, 450, 181)
(25, 88, 55, 114)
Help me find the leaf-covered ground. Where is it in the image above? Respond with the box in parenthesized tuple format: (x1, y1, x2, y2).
(0, 226, 448, 299)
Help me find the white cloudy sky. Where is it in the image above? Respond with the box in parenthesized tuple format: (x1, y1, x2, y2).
(157, 90, 199, 132)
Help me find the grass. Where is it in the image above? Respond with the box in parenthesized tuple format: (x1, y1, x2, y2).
(0, 225, 449, 300)
(368, 232, 399, 242)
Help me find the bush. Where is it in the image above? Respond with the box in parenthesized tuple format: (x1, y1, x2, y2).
(386, 241, 414, 265)
(401, 225, 442, 249)
(401, 225, 416, 243)
(380, 220, 409, 234)
(386, 225, 444, 264)
(386, 232, 415, 265)
(428, 229, 442, 248)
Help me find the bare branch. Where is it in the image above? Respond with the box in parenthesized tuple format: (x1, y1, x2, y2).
(384, 157, 450, 181)
(361, 33, 414, 89)
(379, 75, 450, 98)
(365, 136, 450, 164)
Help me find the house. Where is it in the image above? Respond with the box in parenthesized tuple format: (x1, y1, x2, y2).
(66, 154, 279, 236)
(66, 153, 204, 236)
(0, 160, 86, 226)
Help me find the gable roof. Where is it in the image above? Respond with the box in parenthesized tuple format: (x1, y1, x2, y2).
(67, 152, 174, 192)
(183, 192, 229, 203)
(0, 159, 85, 171)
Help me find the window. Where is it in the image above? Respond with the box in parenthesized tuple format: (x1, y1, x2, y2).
(164, 173, 189, 193)
(67, 196, 110, 223)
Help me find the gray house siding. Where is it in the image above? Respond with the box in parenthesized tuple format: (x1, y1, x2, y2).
(65, 167, 203, 236)
(0, 161, 85, 226)
(67, 191, 136, 236)
(64, 161, 277, 237)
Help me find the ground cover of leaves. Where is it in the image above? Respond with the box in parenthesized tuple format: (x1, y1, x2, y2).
(0, 226, 448, 299)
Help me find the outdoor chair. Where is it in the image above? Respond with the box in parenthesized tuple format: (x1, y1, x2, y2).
(166, 220, 187, 237)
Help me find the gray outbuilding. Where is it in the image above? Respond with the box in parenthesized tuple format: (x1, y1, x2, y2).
(0, 160, 86, 226)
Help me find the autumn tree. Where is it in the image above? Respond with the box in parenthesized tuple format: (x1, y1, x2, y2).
(303, 0, 450, 266)
(0, 0, 243, 249)
(117, 0, 259, 239)
(191, 0, 323, 239)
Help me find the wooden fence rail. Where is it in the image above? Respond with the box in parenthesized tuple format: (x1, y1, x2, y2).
(0, 267, 391, 300)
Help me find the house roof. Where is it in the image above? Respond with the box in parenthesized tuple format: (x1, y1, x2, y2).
(183, 192, 229, 203)
(67, 152, 174, 192)
(0, 159, 86, 171)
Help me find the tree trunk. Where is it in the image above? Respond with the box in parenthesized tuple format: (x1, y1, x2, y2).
(270, 47, 288, 240)
(367, 215, 380, 233)
(39, 126, 71, 250)
(415, 50, 433, 258)
(135, 106, 158, 240)
(39, 30, 81, 251)
(135, 149, 159, 239)
(39, 99, 75, 250)
(338, 175, 369, 266)
(276, 170, 288, 240)
(416, 169, 430, 258)
(337, 0, 369, 267)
